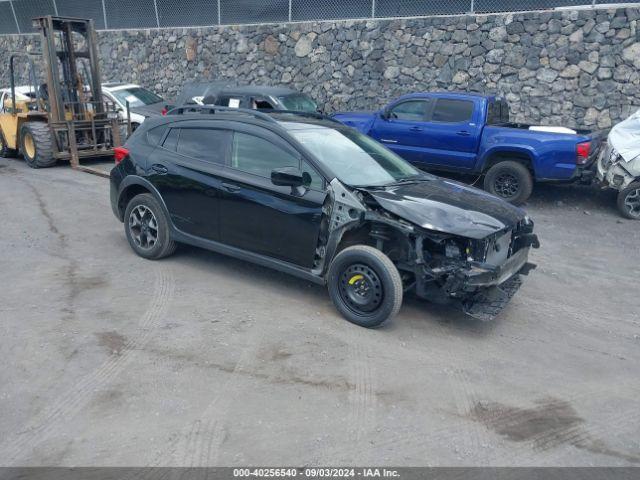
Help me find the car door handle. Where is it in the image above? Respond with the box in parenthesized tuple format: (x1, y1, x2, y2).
(409, 126, 423, 132)
(457, 130, 471, 136)
(151, 164, 168, 174)
(221, 182, 241, 193)
(380, 138, 398, 144)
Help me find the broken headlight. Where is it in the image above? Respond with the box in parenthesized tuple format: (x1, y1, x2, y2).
(444, 239, 474, 261)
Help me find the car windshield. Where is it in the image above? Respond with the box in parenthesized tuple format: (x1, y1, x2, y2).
(111, 87, 163, 107)
(278, 94, 318, 112)
(290, 126, 424, 187)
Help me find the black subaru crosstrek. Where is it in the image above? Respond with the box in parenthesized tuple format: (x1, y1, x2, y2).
(110, 106, 539, 328)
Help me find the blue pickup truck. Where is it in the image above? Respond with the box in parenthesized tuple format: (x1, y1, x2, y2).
(333, 92, 598, 204)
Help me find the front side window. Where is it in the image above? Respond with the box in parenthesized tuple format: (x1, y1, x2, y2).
(177, 128, 230, 164)
(302, 160, 324, 190)
(291, 127, 423, 187)
(431, 99, 474, 123)
(253, 99, 275, 110)
(389, 100, 427, 122)
(231, 132, 299, 178)
(277, 94, 318, 113)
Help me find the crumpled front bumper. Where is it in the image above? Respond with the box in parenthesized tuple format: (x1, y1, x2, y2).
(429, 239, 538, 321)
(597, 147, 637, 191)
(457, 246, 537, 321)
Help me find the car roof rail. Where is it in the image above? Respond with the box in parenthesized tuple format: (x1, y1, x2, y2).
(166, 105, 279, 124)
(262, 110, 342, 124)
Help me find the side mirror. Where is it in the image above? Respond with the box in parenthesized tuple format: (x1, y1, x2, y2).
(380, 109, 391, 120)
(271, 167, 305, 187)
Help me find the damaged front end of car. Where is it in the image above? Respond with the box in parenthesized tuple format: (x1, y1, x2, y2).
(313, 178, 540, 321)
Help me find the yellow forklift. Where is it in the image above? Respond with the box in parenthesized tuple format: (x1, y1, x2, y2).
(0, 16, 121, 177)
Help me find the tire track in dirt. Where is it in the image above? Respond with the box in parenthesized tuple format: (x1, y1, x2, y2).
(0, 266, 175, 465)
(127, 313, 268, 469)
(346, 340, 377, 462)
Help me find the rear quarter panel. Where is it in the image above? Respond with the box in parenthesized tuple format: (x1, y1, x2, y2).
(479, 126, 591, 180)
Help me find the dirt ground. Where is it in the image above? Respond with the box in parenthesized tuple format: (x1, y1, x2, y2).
(0, 157, 638, 467)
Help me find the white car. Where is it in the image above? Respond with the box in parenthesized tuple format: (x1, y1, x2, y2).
(0, 86, 38, 112)
(102, 83, 166, 130)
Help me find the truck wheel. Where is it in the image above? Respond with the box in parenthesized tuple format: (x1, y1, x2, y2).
(20, 123, 56, 168)
(617, 183, 640, 220)
(0, 131, 16, 157)
(484, 161, 533, 205)
(124, 193, 177, 260)
(327, 245, 403, 328)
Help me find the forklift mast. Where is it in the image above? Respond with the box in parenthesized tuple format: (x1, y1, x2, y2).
(34, 16, 105, 123)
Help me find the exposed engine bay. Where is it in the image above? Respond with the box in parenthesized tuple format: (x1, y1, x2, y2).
(313, 178, 540, 321)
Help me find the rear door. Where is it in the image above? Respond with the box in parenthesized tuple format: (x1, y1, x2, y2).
(218, 126, 326, 268)
(369, 98, 432, 164)
(419, 97, 482, 170)
(147, 123, 231, 241)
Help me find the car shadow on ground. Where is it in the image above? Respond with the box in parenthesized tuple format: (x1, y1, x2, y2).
(167, 244, 501, 337)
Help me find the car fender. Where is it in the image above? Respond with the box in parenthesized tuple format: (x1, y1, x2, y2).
(477, 145, 538, 176)
(116, 175, 173, 227)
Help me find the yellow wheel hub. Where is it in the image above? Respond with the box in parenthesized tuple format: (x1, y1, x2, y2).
(23, 132, 35, 158)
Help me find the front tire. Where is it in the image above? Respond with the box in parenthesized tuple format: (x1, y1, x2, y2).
(124, 193, 177, 259)
(20, 122, 56, 168)
(484, 160, 533, 205)
(327, 245, 403, 328)
(617, 183, 640, 220)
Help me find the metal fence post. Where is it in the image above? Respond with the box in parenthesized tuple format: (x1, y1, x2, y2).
(371, 0, 376, 19)
(217, 0, 221, 25)
(470, 0, 475, 14)
(591, 0, 597, 6)
(153, 0, 160, 28)
(52, 0, 59, 16)
(9, 0, 20, 34)
(101, 0, 108, 29)
(288, 0, 292, 22)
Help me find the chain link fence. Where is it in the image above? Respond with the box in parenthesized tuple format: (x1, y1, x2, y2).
(0, 0, 637, 34)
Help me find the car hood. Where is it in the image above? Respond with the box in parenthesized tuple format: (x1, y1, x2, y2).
(361, 178, 526, 239)
(607, 108, 640, 173)
(129, 102, 166, 118)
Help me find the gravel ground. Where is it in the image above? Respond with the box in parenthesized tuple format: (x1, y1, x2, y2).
(0, 157, 638, 467)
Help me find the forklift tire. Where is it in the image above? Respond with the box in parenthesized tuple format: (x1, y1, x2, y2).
(0, 131, 16, 158)
(20, 123, 56, 168)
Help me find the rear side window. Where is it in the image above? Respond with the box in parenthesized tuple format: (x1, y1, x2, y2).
(431, 99, 474, 123)
(162, 128, 179, 151)
(231, 132, 299, 178)
(147, 125, 167, 145)
(177, 128, 231, 164)
(487, 99, 510, 125)
(390, 101, 427, 122)
(218, 96, 242, 108)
